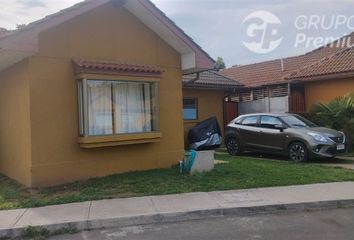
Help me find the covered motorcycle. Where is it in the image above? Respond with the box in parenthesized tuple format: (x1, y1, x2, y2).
(188, 117, 222, 150)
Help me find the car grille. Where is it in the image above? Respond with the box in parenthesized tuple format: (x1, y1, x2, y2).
(326, 146, 346, 155)
(329, 136, 344, 143)
(326, 148, 335, 155)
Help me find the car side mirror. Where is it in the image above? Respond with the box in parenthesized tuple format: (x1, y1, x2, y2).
(274, 124, 286, 131)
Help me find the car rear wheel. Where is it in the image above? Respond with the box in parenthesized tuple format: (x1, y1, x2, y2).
(289, 142, 308, 162)
(226, 137, 242, 156)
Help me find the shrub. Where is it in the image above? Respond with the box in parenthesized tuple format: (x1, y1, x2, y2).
(309, 92, 354, 151)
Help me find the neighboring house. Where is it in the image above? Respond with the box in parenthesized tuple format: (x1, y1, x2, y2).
(180, 33, 354, 148)
(0, 0, 214, 187)
(182, 70, 242, 146)
(286, 46, 354, 109)
(221, 33, 354, 113)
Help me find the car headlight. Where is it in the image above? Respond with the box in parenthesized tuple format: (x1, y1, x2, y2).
(307, 132, 328, 143)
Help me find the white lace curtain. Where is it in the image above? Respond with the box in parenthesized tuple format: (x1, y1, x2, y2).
(114, 82, 152, 133)
(87, 80, 153, 136)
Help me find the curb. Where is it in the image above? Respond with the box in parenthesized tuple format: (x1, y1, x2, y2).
(1, 199, 354, 238)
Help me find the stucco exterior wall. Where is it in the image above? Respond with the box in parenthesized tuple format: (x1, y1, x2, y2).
(26, 3, 184, 187)
(304, 78, 354, 111)
(0, 60, 32, 186)
(183, 88, 226, 148)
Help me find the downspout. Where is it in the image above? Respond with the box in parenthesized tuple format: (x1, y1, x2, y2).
(287, 82, 291, 113)
(267, 87, 271, 113)
(183, 72, 200, 86)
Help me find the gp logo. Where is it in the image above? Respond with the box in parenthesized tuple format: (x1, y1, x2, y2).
(242, 11, 283, 54)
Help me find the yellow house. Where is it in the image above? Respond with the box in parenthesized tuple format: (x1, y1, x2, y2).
(286, 46, 354, 111)
(0, 0, 214, 187)
(182, 70, 242, 147)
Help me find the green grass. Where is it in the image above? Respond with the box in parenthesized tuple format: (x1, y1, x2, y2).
(1, 154, 354, 210)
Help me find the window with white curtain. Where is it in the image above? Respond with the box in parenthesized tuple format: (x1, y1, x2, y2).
(78, 79, 159, 136)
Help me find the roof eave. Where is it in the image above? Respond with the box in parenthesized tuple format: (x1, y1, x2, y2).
(288, 71, 354, 83)
(182, 84, 242, 90)
(0, 29, 38, 71)
(0, 0, 214, 73)
(0, 50, 35, 72)
(125, 0, 214, 73)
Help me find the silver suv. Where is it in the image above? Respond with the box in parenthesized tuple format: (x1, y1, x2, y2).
(225, 113, 347, 161)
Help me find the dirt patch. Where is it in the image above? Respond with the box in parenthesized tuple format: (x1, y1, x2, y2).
(214, 160, 229, 165)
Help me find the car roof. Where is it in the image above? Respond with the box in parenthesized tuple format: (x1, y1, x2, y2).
(238, 113, 297, 118)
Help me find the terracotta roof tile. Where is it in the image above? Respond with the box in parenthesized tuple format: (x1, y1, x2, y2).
(183, 70, 242, 89)
(287, 46, 354, 80)
(73, 59, 163, 74)
(221, 32, 354, 87)
(221, 59, 286, 87)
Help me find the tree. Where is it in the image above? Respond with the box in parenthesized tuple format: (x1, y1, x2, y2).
(214, 57, 226, 71)
(309, 92, 354, 151)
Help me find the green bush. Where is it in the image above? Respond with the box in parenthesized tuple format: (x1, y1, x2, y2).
(309, 92, 354, 151)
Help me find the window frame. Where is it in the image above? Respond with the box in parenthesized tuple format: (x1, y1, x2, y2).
(234, 116, 244, 124)
(183, 97, 199, 121)
(240, 115, 259, 127)
(77, 78, 160, 138)
(260, 115, 283, 129)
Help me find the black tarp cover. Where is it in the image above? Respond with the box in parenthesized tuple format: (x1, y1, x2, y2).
(188, 117, 222, 150)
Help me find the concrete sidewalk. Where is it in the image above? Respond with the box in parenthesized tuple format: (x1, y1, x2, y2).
(1, 182, 354, 238)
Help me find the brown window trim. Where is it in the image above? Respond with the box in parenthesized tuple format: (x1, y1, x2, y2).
(76, 73, 160, 82)
(77, 77, 160, 147)
(183, 97, 198, 121)
(78, 132, 162, 148)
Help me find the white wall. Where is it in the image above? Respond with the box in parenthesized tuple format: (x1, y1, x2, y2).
(239, 96, 289, 115)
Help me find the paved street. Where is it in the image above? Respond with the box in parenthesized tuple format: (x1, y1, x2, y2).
(50, 208, 354, 240)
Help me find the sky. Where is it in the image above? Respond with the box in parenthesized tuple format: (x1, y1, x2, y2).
(1, 0, 354, 66)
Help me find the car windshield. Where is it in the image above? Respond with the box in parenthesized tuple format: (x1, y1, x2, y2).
(280, 115, 317, 128)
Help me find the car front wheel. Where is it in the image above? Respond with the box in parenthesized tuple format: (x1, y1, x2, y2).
(289, 142, 308, 162)
(226, 137, 242, 156)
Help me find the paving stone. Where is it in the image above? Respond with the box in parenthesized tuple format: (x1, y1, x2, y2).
(151, 192, 220, 213)
(89, 197, 156, 220)
(0, 209, 26, 229)
(14, 202, 90, 227)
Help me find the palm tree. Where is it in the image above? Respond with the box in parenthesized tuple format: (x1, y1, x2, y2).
(310, 92, 354, 151)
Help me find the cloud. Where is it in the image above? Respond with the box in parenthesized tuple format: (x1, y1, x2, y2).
(0, 0, 82, 29)
(16, 0, 46, 9)
(152, 0, 354, 66)
(1, 0, 353, 66)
